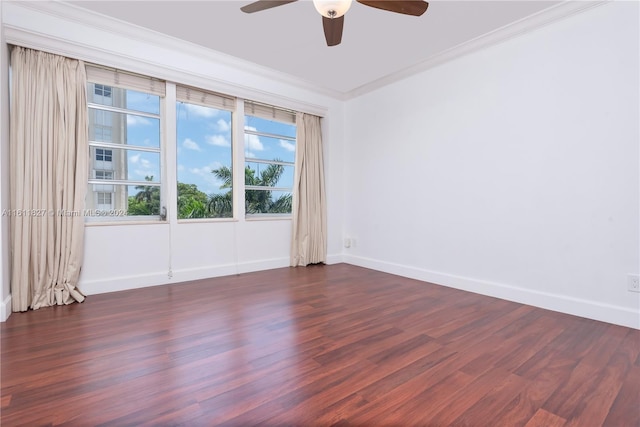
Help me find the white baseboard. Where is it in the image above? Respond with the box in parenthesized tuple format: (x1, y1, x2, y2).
(1, 294, 11, 322)
(172, 257, 291, 283)
(325, 254, 344, 265)
(79, 257, 292, 296)
(80, 255, 344, 297)
(343, 254, 640, 330)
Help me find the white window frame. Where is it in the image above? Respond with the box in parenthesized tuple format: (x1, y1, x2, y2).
(243, 101, 296, 219)
(86, 66, 166, 223)
(175, 85, 236, 222)
(82, 66, 304, 225)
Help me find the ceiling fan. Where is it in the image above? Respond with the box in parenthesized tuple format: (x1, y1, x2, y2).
(240, 0, 429, 47)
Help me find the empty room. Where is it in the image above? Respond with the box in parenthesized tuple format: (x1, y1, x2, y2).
(1, 0, 638, 425)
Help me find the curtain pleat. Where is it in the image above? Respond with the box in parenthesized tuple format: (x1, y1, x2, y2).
(10, 47, 88, 311)
(290, 113, 327, 266)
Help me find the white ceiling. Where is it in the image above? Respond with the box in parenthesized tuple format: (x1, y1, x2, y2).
(68, 0, 560, 95)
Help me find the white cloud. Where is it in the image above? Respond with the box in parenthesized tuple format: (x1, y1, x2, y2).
(189, 163, 220, 177)
(127, 115, 152, 126)
(216, 119, 230, 132)
(244, 129, 264, 157)
(183, 103, 219, 118)
(206, 134, 230, 147)
(129, 153, 157, 179)
(183, 138, 201, 151)
(177, 164, 185, 171)
(188, 161, 225, 193)
(279, 140, 296, 152)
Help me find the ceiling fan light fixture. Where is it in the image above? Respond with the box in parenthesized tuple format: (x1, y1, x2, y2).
(312, 0, 352, 18)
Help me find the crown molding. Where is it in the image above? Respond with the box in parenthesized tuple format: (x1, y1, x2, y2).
(344, 0, 608, 99)
(3, 0, 607, 103)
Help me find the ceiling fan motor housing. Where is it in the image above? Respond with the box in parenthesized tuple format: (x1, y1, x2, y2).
(313, 0, 353, 18)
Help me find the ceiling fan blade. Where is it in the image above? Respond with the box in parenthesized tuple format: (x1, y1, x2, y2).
(240, 0, 298, 14)
(322, 15, 344, 47)
(356, 1, 429, 16)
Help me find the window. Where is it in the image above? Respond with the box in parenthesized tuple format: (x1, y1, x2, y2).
(86, 66, 165, 220)
(84, 65, 302, 224)
(95, 148, 113, 162)
(244, 102, 296, 216)
(96, 192, 113, 210)
(93, 84, 112, 106)
(176, 86, 235, 219)
(92, 110, 113, 142)
(94, 170, 113, 180)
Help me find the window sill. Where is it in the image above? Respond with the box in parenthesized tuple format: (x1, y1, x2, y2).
(177, 218, 237, 224)
(245, 214, 292, 221)
(84, 219, 166, 227)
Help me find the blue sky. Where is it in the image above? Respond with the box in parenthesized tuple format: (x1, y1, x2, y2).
(123, 91, 296, 197)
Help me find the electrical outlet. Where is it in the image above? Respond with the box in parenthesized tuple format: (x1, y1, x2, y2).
(628, 274, 640, 293)
(344, 238, 351, 248)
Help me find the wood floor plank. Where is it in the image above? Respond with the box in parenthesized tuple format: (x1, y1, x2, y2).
(348, 369, 474, 426)
(1, 263, 637, 426)
(524, 409, 567, 427)
(491, 355, 576, 427)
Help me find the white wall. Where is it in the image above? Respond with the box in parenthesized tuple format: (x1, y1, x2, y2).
(1, 2, 346, 303)
(0, 0, 12, 321)
(344, 1, 640, 328)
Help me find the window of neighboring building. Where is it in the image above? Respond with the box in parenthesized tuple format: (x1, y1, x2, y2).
(175, 86, 236, 220)
(86, 66, 165, 221)
(94, 84, 112, 101)
(95, 148, 113, 162)
(96, 192, 113, 211)
(244, 102, 296, 216)
(94, 170, 113, 180)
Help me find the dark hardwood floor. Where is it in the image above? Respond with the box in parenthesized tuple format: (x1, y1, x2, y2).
(1, 264, 638, 426)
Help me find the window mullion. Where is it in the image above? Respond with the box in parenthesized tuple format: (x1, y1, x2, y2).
(234, 99, 246, 220)
(88, 103, 160, 119)
(244, 128, 295, 142)
(164, 82, 177, 224)
(245, 186, 292, 192)
(88, 179, 160, 187)
(246, 158, 294, 167)
(88, 141, 160, 154)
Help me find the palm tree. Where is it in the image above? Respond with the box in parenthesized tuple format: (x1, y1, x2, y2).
(211, 161, 291, 215)
(269, 193, 292, 213)
(208, 192, 233, 217)
(128, 175, 160, 215)
(209, 165, 233, 217)
(135, 175, 157, 204)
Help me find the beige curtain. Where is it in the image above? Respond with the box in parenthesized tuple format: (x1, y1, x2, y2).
(291, 113, 327, 266)
(10, 47, 88, 311)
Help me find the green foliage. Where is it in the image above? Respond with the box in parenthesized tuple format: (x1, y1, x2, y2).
(129, 162, 292, 219)
(212, 162, 291, 215)
(208, 192, 233, 218)
(128, 176, 160, 215)
(177, 182, 209, 219)
(269, 193, 292, 213)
